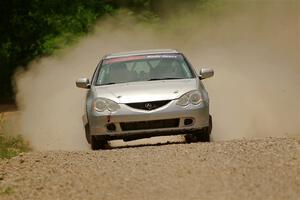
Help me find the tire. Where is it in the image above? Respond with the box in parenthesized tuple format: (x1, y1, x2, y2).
(197, 115, 212, 142)
(184, 134, 198, 143)
(85, 124, 91, 144)
(185, 115, 212, 143)
(208, 114, 213, 133)
(91, 136, 107, 150)
(196, 130, 210, 142)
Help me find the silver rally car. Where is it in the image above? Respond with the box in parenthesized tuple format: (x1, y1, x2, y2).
(76, 49, 214, 150)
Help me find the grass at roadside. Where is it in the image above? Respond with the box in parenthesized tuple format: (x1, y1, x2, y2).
(0, 135, 30, 159)
(0, 112, 30, 159)
(0, 187, 14, 196)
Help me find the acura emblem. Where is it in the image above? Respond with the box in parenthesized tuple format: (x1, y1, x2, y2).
(145, 103, 153, 110)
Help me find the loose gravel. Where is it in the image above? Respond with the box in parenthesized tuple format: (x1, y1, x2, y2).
(0, 137, 299, 200)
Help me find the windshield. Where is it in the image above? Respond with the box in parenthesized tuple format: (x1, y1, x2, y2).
(96, 54, 195, 85)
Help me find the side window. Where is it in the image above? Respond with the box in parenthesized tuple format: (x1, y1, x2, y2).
(181, 61, 192, 77)
(91, 61, 102, 85)
(97, 65, 110, 84)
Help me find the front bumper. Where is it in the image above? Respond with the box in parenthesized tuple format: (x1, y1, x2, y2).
(85, 100, 209, 138)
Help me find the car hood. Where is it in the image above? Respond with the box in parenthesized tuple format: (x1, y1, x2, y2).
(93, 79, 198, 103)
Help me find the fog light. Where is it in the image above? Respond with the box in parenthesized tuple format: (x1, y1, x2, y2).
(106, 123, 116, 131)
(184, 118, 193, 126)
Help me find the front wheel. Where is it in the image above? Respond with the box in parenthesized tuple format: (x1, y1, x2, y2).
(185, 115, 212, 143)
(85, 124, 91, 144)
(91, 136, 108, 150)
(196, 129, 210, 142)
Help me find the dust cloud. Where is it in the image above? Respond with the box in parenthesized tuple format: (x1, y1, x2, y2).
(13, 0, 299, 150)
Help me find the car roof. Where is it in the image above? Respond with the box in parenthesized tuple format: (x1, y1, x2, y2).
(103, 49, 180, 59)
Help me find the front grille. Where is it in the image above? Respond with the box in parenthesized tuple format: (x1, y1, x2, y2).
(126, 100, 171, 111)
(120, 118, 180, 131)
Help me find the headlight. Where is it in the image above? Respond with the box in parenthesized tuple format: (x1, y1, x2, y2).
(177, 90, 203, 106)
(105, 99, 121, 112)
(94, 99, 107, 112)
(189, 91, 202, 105)
(93, 98, 120, 112)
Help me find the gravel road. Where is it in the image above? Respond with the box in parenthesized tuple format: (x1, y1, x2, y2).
(0, 137, 299, 200)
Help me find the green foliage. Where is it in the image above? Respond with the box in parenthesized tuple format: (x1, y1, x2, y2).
(0, 0, 216, 102)
(0, 0, 116, 102)
(0, 134, 30, 159)
(0, 186, 14, 195)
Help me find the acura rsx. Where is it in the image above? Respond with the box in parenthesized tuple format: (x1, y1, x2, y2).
(76, 49, 214, 150)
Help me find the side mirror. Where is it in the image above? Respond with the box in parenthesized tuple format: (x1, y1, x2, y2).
(199, 68, 214, 79)
(76, 78, 90, 89)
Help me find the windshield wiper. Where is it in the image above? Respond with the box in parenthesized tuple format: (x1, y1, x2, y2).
(100, 82, 116, 86)
(148, 77, 184, 81)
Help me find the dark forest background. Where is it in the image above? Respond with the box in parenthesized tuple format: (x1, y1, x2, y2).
(0, 0, 211, 103)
